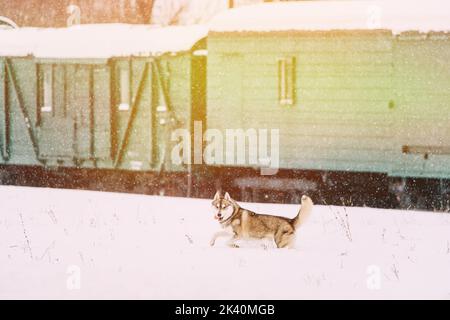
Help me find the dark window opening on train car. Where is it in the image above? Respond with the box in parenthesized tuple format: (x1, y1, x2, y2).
(278, 56, 296, 106)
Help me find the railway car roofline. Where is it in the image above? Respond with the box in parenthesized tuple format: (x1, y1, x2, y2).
(0, 24, 208, 59)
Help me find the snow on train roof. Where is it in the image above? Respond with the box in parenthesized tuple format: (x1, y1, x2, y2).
(209, 0, 450, 34)
(0, 24, 208, 59)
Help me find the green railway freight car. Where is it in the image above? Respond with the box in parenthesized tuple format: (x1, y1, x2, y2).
(0, 24, 207, 172)
(207, 1, 450, 180)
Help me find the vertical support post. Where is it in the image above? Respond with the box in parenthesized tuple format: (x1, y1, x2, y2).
(89, 66, 96, 166)
(109, 60, 117, 160)
(0, 59, 10, 161)
(35, 64, 41, 127)
(63, 65, 68, 117)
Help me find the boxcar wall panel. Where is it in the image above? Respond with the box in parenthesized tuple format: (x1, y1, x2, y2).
(113, 59, 133, 163)
(165, 57, 191, 112)
(71, 63, 114, 168)
(237, 106, 392, 124)
(38, 64, 75, 161)
(72, 66, 93, 162)
(227, 51, 394, 67)
(207, 33, 393, 54)
(2, 58, 41, 166)
(206, 53, 244, 130)
(157, 57, 192, 119)
(0, 59, 7, 164)
(209, 63, 393, 80)
(276, 151, 392, 173)
(207, 32, 395, 173)
(163, 56, 194, 172)
(113, 59, 153, 172)
(148, 55, 194, 173)
(238, 87, 391, 103)
(391, 35, 450, 178)
(92, 65, 112, 166)
(245, 36, 394, 172)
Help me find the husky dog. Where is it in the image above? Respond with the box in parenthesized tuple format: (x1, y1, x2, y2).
(210, 191, 314, 249)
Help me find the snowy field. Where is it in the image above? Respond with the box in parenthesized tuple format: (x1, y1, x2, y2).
(0, 185, 449, 300)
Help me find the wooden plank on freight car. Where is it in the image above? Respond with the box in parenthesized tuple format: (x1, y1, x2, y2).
(114, 62, 150, 168)
(0, 59, 10, 161)
(92, 66, 112, 161)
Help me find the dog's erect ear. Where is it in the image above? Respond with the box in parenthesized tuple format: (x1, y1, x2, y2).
(213, 191, 221, 200)
(224, 192, 231, 200)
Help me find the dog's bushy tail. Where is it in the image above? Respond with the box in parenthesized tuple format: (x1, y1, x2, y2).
(292, 195, 314, 229)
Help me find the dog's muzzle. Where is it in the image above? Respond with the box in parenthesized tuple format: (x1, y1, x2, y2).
(214, 212, 223, 221)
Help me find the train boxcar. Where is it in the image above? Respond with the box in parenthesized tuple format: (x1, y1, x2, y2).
(0, 24, 207, 174)
(206, 1, 450, 207)
(1, 1, 449, 209)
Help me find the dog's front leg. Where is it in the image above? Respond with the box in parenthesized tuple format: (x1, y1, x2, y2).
(210, 231, 233, 247)
(226, 233, 240, 248)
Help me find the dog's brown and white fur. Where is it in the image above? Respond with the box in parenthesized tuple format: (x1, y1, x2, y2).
(210, 191, 314, 249)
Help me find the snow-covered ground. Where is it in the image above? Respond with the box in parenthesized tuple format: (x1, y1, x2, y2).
(0, 185, 449, 300)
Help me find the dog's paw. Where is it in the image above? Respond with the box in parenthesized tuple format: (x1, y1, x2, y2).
(228, 243, 240, 248)
(210, 240, 216, 247)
